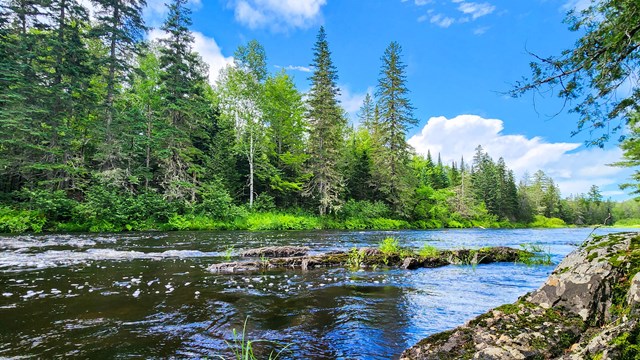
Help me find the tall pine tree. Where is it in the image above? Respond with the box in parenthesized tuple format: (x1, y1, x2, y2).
(304, 27, 345, 215)
(373, 41, 417, 215)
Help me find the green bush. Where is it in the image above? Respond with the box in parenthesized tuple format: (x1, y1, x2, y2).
(245, 212, 320, 230)
(20, 188, 77, 223)
(613, 218, 640, 227)
(529, 215, 566, 228)
(379, 237, 401, 254)
(252, 193, 276, 213)
(0, 207, 46, 233)
(338, 200, 390, 220)
(195, 181, 235, 219)
(419, 244, 439, 258)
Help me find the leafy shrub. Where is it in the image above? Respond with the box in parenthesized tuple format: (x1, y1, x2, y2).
(368, 218, 410, 230)
(613, 218, 640, 227)
(419, 244, 439, 258)
(253, 193, 276, 213)
(0, 207, 46, 233)
(379, 237, 401, 255)
(339, 200, 390, 220)
(529, 215, 566, 228)
(19, 188, 77, 223)
(245, 212, 320, 230)
(195, 181, 235, 219)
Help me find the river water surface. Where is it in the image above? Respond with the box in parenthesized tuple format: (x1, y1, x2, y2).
(0, 228, 634, 359)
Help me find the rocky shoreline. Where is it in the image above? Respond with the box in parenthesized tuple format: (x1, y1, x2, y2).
(401, 232, 640, 359)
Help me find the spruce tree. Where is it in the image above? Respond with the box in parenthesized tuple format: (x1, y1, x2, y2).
(157, 0, 210, 201)
(91, 0, 147, 169)
(373, 41, 417, 215)
(304, 26, 345, 215)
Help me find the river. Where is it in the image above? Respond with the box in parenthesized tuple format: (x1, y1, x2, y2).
(0, 228, 634, 359)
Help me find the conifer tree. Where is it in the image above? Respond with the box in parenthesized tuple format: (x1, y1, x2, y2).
(91, 0, 147, 169)
(304, 27, 345, 215)
(157, 0, 210, 201)
(373, 41, 417, 215)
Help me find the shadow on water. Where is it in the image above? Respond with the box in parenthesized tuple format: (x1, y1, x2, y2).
(0, 228, 634, 359)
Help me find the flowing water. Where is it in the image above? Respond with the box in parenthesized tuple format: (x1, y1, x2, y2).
(0, 228, 634, 359)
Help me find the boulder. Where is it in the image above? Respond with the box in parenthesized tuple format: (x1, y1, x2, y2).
(401, 232, 640, 360)
(240, 246, 309, 258)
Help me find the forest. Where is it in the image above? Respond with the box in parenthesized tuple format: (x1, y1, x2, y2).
(0, 0, 636, 233)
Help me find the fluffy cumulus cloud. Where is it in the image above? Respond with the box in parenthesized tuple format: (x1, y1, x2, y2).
(148, 29, 233, 83)
(230, 0, 326, 31)
(407, 114, 633, 198)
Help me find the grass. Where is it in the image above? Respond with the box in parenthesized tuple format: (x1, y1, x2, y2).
(217, 317, 290, 360)
(419, 244, 439, 258)
(518, 243, 553, 265)
(346, 247, 365, 271)
(529, 215, 567, 228)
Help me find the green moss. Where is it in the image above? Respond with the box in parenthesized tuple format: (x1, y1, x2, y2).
(611, 325, 640, 359)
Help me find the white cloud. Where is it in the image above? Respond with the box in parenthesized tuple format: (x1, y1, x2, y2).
(473, 26, 490, 35)
(229, 0, 326, 31)
(407, 114, 633, 198)
(456, 1, 495, 19)
(148, 29, 233, 83)
(338, 86, 373, 124)
(430, 14, 456, 28)
(562, 0, 593, 12)
(275, 65, 313, 73)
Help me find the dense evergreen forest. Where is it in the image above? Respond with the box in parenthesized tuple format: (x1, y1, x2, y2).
(0, 0, 636, 233)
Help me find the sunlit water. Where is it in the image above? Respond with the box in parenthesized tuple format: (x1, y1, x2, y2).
(0, 228, 635, 359)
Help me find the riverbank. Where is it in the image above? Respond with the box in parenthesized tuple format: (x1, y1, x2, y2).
(3, 204, 629, 234)
(401, 232, 640, 359)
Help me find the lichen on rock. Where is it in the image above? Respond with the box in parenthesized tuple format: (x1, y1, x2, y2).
(401, 232, 640, 360)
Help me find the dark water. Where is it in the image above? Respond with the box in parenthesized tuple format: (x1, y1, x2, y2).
(0, 228, 634, 359)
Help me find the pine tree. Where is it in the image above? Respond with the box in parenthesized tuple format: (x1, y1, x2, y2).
(372, 41, 417, 215)
(157, 0, 210, 201)
(304, 26, 345, 215)
(91, 0, 147, 169)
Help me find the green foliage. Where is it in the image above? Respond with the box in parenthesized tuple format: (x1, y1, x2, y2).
(218, 317, 290, 360)
(613, 218, 640, 227)
(529, 215, 567, 228)
(419, 244, 439, 258)
(518, 244, 553, 265)
(379, 237, 401, 255)
(304, 26, 345, 216)
(253, 194, 276, 213)
(339, 199, 390, 220)
(346, 247, 365, 271)
(245, 212, 320, 231)
(196, 182, 235, 219)
(0, 207, 46, 233)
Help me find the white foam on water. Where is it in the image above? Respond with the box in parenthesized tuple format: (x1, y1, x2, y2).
(0, 248, 223, 271)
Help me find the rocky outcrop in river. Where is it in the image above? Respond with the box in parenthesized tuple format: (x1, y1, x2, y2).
(401, 232, 640, 360)
(208, 246, 530, 273)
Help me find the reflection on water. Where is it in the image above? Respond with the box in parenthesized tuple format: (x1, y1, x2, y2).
(0, 228, 633, 359)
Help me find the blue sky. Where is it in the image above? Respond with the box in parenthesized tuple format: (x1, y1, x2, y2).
(142, 0, 635, 201)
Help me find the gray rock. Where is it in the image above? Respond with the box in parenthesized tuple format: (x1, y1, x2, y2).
(401, 232, 640, 360)
(240, 246, 309, 258)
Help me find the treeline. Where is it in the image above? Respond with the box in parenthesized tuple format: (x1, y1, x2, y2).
(0, 0, 625, 232)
